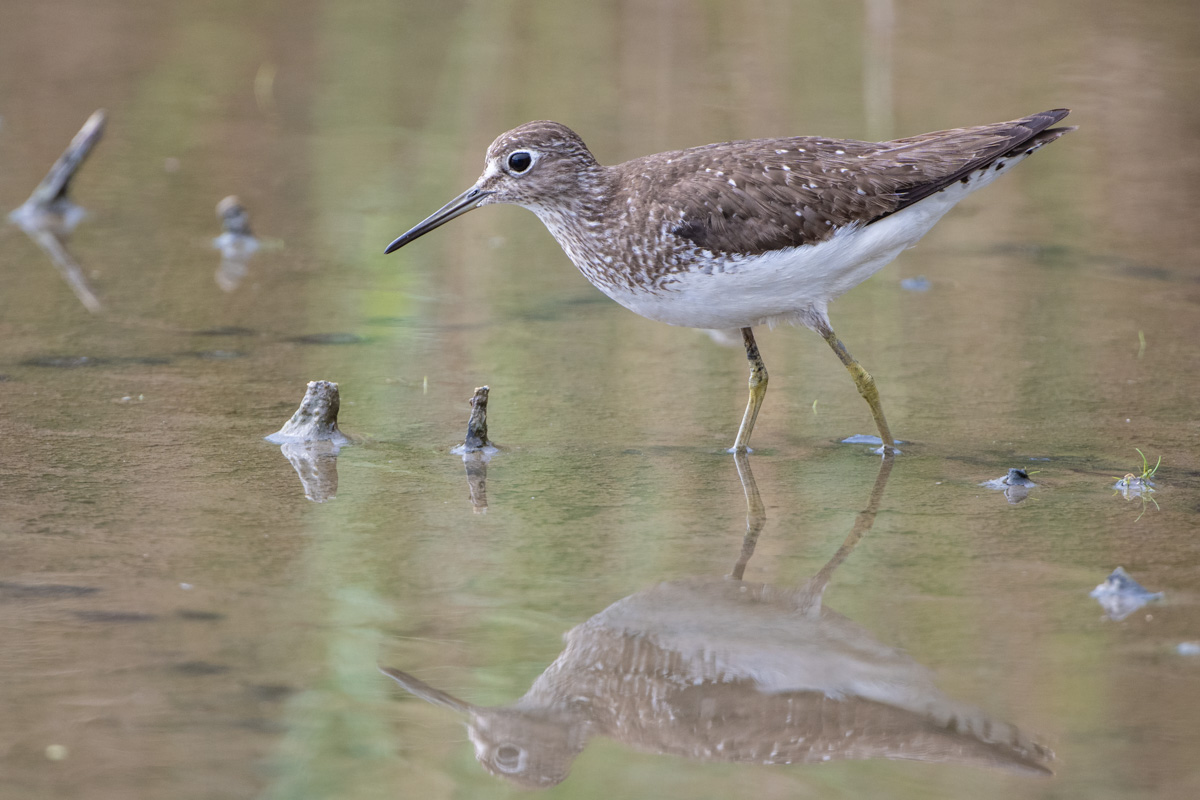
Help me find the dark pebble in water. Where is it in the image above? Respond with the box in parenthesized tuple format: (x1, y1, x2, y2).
(0, 374, 10, 382)
(900, 276, 932, 292)
(192, 326, 256, 336)
(990, 243, 1073, 262)
(173, 661, 230, 675)
(289, 332, 366, 345)
(177, 609, 225, 621)
(0, 581, 100, 598)
(22, 355, 104, 368)
(981, 469, 1037, 490)
(22, 355, 173, 368)
(236, 718, 288, 733)
(1004, 468, 1037, 487)
(1119, 264, 1172, 282)
(73, 610, 157, 623)
(176, 350, 245, 360)
(518, 308, 564, 322)
(247, 683, 295, 702)
(560, 294, 609, 306)
(364, 316, 411, 327)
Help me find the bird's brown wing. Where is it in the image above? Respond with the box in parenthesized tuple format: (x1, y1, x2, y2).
(628, 109, 1072, 257)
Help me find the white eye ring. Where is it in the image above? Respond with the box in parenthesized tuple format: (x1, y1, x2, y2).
(507, 150, 534, 173)
(493, 743, 527, 773)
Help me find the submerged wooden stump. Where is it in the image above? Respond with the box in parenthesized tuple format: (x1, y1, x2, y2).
(11, 109, 106, 222)
(265, 380, 350, 445)
(265, 380, 351, 503)
(8, 110, 107, 313)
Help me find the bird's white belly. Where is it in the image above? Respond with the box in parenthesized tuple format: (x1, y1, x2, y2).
(596, 162, 1019, 331)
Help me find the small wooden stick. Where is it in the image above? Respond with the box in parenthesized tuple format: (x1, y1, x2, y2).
(462, 386, 491, 451)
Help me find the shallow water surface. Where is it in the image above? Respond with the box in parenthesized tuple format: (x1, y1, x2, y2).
(2, 2, 1199, 799)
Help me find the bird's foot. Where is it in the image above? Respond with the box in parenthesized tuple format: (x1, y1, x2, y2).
(841, 434, 903, 456)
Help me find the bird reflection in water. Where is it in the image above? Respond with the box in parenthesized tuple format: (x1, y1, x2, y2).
(382, 455, 1053, 787)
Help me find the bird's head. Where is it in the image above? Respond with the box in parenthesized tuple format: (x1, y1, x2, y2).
(385, 121, 601, 253)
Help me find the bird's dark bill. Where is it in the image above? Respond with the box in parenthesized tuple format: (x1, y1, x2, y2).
(385, 187, 493, 253)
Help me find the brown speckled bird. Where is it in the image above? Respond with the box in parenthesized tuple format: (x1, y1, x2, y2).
(387, 110, 1074, 454)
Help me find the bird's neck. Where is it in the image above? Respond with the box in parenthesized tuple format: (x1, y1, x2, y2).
(528, 164, 614, 226)
(527, 166, 645, 290)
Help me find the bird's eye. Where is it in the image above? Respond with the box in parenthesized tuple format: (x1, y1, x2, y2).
(494, 744, 525, 773)
(507, 151, 533, 173)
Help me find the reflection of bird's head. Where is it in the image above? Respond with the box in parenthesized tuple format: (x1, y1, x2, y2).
(466, 706, 592, 790)
(381, 665, 591, 789)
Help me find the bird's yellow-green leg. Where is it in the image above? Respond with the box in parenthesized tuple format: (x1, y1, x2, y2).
(730, 327, 768, 453)
(820, 327, 899, 456)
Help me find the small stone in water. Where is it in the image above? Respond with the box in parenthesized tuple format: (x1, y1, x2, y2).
(1113, 474, 1155, 495)
(980, 469, 1037, 503)
(980, 468, 1037, 489)
(289, 332, 365, 346)
(1090, 567, 1163, 621)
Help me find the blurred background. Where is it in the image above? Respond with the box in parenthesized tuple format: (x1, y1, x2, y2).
(1, 1, 1198, 799)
